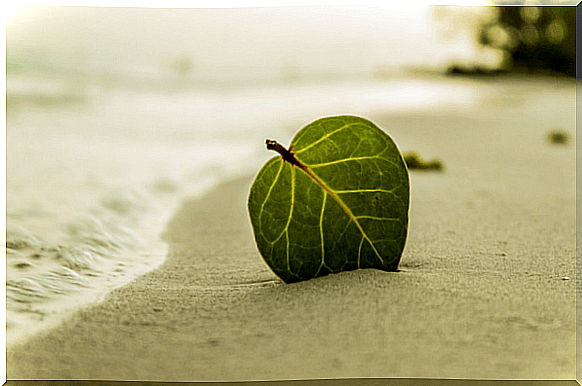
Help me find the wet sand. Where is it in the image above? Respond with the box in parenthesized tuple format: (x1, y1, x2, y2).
(6, 104, 576, 381)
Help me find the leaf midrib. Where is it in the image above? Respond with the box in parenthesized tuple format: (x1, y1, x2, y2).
(296, 164, 385, 265)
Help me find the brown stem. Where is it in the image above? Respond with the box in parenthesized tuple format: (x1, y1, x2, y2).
(266, 140, 306, 170)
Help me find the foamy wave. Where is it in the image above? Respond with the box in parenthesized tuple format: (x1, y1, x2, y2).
(6, 226, 41, 250)
(57, 245, 106, 270)
(100, 187, 154, 217)
(6, 186, 169, 346)
(67, 213, 142, 253)
(7, 267, 91, 308)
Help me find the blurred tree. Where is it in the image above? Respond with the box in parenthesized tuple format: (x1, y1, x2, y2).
(479, 6, 575, 76)
(435, 6, 575, 77)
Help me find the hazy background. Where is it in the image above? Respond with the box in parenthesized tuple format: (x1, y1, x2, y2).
(5, 6, 486, 81)
(6, 5, 575, 108)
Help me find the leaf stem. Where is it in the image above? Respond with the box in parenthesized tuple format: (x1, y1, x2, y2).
(265, 140, 306, 170)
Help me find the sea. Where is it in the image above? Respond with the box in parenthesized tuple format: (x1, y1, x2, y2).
(5, 64, 574, 347)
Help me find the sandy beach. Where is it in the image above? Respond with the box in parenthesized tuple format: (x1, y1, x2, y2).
(6, 79, 576, 381)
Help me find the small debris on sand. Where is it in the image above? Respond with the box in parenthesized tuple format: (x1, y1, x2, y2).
(403, 151, 444, 171)
(547, 129, 569, 145)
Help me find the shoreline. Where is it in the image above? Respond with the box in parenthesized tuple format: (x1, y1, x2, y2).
(5, 207, 171, 350)
(6, 84, 577, 379)
(7, 129, 576, 379)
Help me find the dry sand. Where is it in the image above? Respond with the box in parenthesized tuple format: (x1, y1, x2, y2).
(6, 102, 576, 381)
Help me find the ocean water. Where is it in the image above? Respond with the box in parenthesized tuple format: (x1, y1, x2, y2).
(5, 69, 572, 347)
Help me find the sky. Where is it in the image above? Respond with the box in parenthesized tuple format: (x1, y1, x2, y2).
(6, 4, 507, 79)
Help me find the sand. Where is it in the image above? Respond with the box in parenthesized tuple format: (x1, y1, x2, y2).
(6, 85, 577, 381)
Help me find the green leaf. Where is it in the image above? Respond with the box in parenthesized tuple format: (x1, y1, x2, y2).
(248, 115, 410, 283)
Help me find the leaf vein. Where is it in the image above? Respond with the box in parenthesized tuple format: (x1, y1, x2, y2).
(298, 167, 385, 264)
(335, 188, 395, 194)
(293, 122, 360, 155)
(258, 160, 285, 222)
(272, 166, 296, 246)
(304, 153, 397, 169)
(357, 236, 364, 268)
(355, 215, 400, 221)
(319, 192, 327, 270)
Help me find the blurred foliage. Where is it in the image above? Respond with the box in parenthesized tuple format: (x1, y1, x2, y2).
(434, 6, 575, 77)
(403, 151, 443, 171)
(480, 6, 575, 76)
(546, 129, 570, 145)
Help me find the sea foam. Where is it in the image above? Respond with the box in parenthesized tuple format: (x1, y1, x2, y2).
(5, 186, 169, 346)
